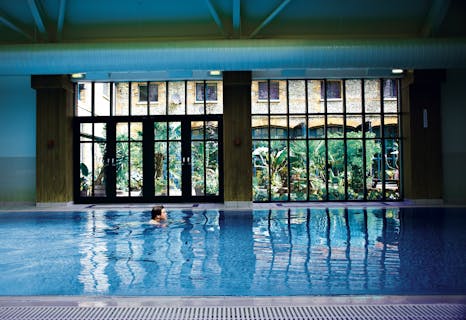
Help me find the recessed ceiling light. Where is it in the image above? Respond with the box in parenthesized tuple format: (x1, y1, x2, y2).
(391, 69, 404, 74)
(71, 73, 85, 79)
(209, 70, 222, 76)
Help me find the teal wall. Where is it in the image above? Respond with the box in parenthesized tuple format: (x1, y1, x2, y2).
(0, 76, 36, 203)
(441, 69, 466, 204)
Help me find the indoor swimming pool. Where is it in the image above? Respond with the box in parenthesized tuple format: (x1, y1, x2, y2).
(0, 207, 465, 296)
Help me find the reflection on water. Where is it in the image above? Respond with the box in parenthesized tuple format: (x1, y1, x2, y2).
(1, 207, 463, 296)
(77, 208, 406, 295)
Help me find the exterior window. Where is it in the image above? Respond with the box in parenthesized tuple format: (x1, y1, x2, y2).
(321, 80, 342, 99)
(383, 79, 397, 99)
(252, 78, 401, 202)
(258, 81, 279, 101)
(139, 84, 158, 102)
(196, 82, 218, 102)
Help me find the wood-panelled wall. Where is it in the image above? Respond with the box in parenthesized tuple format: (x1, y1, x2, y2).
(32, 75, 74, 203)
(223, 71, 252, 202)
(402, 70, 445, 200)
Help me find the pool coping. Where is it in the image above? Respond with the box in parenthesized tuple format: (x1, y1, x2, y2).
(1, 201, 466, 213)
(1, 295, 465, 307)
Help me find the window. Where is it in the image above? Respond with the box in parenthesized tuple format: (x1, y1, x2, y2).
(258, 81, 279, 101)
(252, 78, 401, 202)
(196, 82, 218, 102)
(321, 80, 342, 100)
(139, 84, 158, 102)
(383, 79, 398, 99)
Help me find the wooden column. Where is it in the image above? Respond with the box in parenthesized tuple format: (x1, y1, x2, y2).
(402, 70, 445, 200)
(223, 71, 252, 204)
(32, 75, 74, 203)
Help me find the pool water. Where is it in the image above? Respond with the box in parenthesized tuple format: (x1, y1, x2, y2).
(0, 207, 465, 296)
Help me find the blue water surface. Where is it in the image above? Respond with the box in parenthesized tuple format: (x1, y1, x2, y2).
(0, 207, 465, 296)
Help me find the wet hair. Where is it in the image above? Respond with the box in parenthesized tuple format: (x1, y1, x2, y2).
(151, 205, 164, 220)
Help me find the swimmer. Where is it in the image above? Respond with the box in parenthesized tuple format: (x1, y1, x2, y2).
(150, 205, 167, 224)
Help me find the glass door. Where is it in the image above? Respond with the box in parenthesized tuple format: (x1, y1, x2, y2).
(75, 116, 223, 203)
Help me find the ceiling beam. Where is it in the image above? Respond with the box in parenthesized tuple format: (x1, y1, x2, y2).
(249, 0, 291, 38)
(421, 0, 451, 37)
(0, 9, 33, 40)
(232, 0, 241, 37)
(56, 0, 67, 41)
(205, 0, 225, 36)
(27, 0, 48, 40)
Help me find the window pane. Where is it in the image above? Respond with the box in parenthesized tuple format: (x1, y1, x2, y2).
(366, 139, 383, 200)
(76, 82, 92, 116)
(116, 141, 129, 197)
(187, 81, 204, 115)
(169, 122, 181, 140)
(79, 142, 92, 196)
(130, 142, 143, 197)
(364, 79, 381, 113)
(252, 116, 269, 139)
(289, 116, 306, 139)
(324, 80, 343, 112)
(252, 140, 269, 202)
(154, 122, 167, 140)
(346, 115, 363, 137)
(290, 140, 307, 200)
(346, 79, 362, 113)
(131, 82, 147, 116)
(258, 81, 268, 100)
(327, 115, 344, 137)
(308, 139, 326, 200)
(307, 80, 324, 113)
(383, 79, 399, 113)
(206, 141, 219, 196)
(347, 139, 364, 200)
(94, 83, 110, 116)
(114, 82, 129, 116)
(384, 115, 399, 138)
(116, 122, 128, 141)
(385, 139, 400, 200)
(80, 123, 92, 141)
(196, 83, 205, 102)
(168, 81, 185, 115)
(252, 81, 268, 114)
(93, 142, 107, 197)
(207, 81, 223, 114)
(328, 139, 345, 200)
(130, 122, 142, 141)
(206, 121, 218, 139)
(191, 121, 204, 140)
(150, 82, 166, 115)
(270, 140, 288, 201)
(365, 115, 381, 138)
(288, 80, 306, 114)
(154, 142, 167, 196)
(169, 141, 182, 196)
(270, 81, 286, 114)
(308, 115, 325, 138)
(192, 141, 205, 196)
(270, 116, 288, 139)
